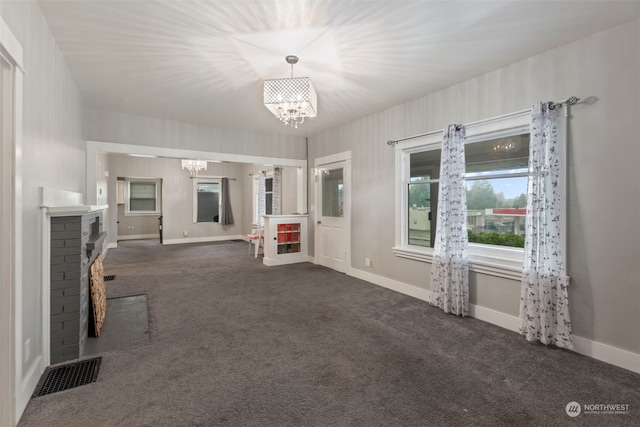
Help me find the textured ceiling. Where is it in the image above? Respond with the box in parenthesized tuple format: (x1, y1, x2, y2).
(37, 0, 640, 137)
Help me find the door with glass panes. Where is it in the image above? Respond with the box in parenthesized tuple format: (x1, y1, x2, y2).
(317, 161, 347, 272)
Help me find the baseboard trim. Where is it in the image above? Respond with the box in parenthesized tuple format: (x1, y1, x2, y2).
(117, 234, 159, 241)
(468, 304, 520, 332)
(102, 242, 116, 258)
(163, 235, 245, 245)
(348, 268, 640, 374)
(348, 268, 431, 302)
(17, 355, 42, 421)
(572, 335, 640, 374)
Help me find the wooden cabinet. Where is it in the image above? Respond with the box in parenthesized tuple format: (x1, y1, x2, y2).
(263, 215, 308, 266)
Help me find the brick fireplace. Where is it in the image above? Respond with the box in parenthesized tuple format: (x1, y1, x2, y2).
(49, 210, 106, 364)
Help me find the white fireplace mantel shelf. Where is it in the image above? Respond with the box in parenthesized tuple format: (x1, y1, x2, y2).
(39, 187, 107, 216)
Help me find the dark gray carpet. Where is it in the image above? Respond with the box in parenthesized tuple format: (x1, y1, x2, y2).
(19, 240, 639, 426)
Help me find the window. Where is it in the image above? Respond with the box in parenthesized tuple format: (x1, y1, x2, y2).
(193, 179, 221, 223)
(408, 134, 529, 249)
(322, 168, 344, 217)
(265, 177, 273, 215)
(465, 135, 529, 248)
(394, 111, 533, 278)
(126, 178, 161, 215)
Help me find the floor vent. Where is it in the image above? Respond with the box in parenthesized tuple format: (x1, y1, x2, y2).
(104, 275, 116, 281)
(33, 357, 102, 397)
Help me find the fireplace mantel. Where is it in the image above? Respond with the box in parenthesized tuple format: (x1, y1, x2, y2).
(40, 187, 107, 216)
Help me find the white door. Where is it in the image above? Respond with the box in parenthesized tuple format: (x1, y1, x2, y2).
(317, 161, 348, 272)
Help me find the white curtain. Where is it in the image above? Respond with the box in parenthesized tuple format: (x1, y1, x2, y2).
(272, 167, 282, 215)
(519, 102, 572, 349)
(257, 172, 266, 227)
(429, 124, 469, 316)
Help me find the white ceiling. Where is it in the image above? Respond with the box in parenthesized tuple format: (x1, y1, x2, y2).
(38, 0, 640, 137)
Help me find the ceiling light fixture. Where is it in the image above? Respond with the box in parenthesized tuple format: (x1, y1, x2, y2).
(263, 55, 317, 128)
(181, 159, 207, 176)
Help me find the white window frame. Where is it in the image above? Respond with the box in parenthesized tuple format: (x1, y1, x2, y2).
(393, 110, 534, 280)
(192, 177, 221, 224)
(252, 175, 260, 225)
(124, 178, 162, 216)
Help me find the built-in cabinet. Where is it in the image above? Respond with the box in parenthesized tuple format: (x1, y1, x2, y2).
(263, 215, 308, 266)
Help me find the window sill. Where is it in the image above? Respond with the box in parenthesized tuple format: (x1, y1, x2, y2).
(124, 211, 161, 217)
(392, 246, 522, 281)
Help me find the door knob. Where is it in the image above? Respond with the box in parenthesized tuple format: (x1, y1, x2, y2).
(317, 221, 321, 225)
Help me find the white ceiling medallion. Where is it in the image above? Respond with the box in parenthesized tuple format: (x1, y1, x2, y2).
(263, 55, 317, 129)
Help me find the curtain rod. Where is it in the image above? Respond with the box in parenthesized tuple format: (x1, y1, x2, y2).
(190, 175, 236, 180)
(386, 96, 580, 146)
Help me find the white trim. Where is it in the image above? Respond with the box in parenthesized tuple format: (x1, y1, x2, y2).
(392, 109, 531, 151)
(86, 141, 307, 205)
(263, 255, 308, 267)
(162, 235, 245, 245)
(349, 268, 431, 302)
(350, 268, 640, 375)
(1, 18, 24, 425)
(124, 178, 162, 216)
(117, 234, 160, 241)
(101, 243, 113, 258)
(0, 16, 24, 70)
(296, 166, 307, 215)
(18, 355, 42, 412)
(572, 336, 640, 375)
(394, 110, 531, 279)
(468, 304, 519, 332)
(40, 210, 50, 369)
(12, 50, 24, 427)
(392, 246, 522, 281)
(314, 151, 352, 167)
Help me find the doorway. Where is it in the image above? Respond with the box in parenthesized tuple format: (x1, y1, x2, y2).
(315, 153, 351, 273)
(0, 26, 22, 424)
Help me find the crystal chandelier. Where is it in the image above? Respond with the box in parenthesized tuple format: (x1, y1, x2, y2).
(263, 55, 317, 128)
(181, 159, 207, 176)
(492, 138, 521, 153)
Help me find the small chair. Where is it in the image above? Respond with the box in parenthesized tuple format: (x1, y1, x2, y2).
(247, 227, 264, 258)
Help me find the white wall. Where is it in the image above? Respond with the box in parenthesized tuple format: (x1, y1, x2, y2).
(308, 19, 640, 359)
(106, 155, 245, 246)
(0, 1, 86, 421)
(85, 108, 307, 160)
